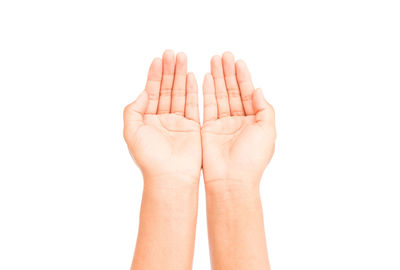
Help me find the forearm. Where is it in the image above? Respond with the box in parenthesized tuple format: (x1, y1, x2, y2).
(131, 174, 199, 270)
(205, 178, 270, 270)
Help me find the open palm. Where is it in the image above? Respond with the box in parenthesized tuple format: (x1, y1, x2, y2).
(123, 51, 201, 181)
(201, 53, 276, 183)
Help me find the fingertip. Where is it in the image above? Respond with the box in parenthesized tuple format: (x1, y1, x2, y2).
(259, 89, 274, 112)
(211, 55, 224, 78)
(152, 57, 162, 65)
(176, 52, 187, 62)
(211, 55, 221, 66)
(235, 60, 245, 76)
(254, 88, 263, 96)
(222, 51, 235, 61)
(125, 90, 148, 115)
(222, 51, 236, 76)
(188, 72, 197, 81)
(137, 89, 149, 104)
(253, 88, 275, 125)
(254, 88, 265, 99)
(253, 88, 273, 112)
(146, 58, 162, 84)
(163, 49, 174, 57)
(162, 50, 175, 67)
(204, 72, 212, 82)
(235, 59, 252, 84)
(235, 59, 246, 69)
(149, 57, 162, 73)
(141, 89, 149, 98)
(187, 72, 198, 88)
(175, 52, 188, 75)
(255, 88, 273, 106)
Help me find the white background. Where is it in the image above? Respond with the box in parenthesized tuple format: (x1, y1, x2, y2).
(0, 0, 399, 269)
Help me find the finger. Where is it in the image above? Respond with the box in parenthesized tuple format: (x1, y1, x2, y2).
(222, 52, 244, 116)
(236, 60, 255, 115)
(211, 55, 230, 118)
(253, 88, 275, 126)
(185, 73, 200, 123)
(145, 58, 162, 114)
(157, 50, 175, 114)
(123, 91, 148, 137)
(171, 52, 187, 115)
(203, 73, 218, 123)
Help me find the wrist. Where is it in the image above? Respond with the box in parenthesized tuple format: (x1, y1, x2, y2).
(205, 177, 261, 205)
(205, 178, 262, 222)
(141, 173, 200, 221)
(143, 172, 200, 197)
(204, 174, 260, 192)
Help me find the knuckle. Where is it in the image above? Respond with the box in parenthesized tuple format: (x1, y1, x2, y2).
(241, 94, 252, 102)
(231, 111, 244, 116)
(148, 91, 159, 100)
(174, 111, 184, 116)
(157, 109, 170, 114)
(219, 112, 230, 117)
(227, 88, 240, 97)
(186, 101, 198, 107)
(204, 100, 217, 107)
(172, 88, 186, 96)
(160, 89, 172, 96)
(216, 92, 228, 99)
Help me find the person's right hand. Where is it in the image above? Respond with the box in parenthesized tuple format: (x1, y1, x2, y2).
(123, 50, 201, 183)
(201, 52, 276, 185)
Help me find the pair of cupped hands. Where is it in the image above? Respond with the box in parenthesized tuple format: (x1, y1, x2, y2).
(123, 50, 276, 188)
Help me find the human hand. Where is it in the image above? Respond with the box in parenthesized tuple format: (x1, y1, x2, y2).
(125, 51, 201, 270)
(123, 50, 201, 183)
(201, 52, 276, 186)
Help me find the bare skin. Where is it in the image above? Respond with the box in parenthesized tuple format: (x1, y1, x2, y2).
(123, 50, 276, 270)
(202, 52, 276, 270)
(123, 50, 201, 270)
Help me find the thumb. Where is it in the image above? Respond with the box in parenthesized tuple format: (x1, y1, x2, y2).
(253, 88, 275, 125)
(123, 90, 148, 135)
